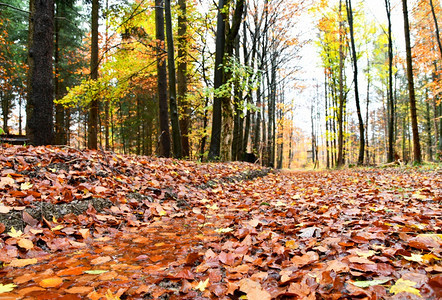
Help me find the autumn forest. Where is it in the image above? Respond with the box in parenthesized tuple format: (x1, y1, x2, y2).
(0, 0, 440, 167)
(0, 1, 441, 298)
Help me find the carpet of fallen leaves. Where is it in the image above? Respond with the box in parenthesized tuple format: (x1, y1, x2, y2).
(0, 145, 441, 300)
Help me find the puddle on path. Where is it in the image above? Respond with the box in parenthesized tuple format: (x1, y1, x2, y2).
(0, 217, 221, 299)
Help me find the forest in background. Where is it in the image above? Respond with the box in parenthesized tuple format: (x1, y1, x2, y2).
(0, 0, 441, 168)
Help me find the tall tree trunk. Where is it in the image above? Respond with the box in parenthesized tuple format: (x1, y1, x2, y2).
(54, 3, 65, 145)
(346, 0, 364, 165)
(430, 0, 442, 60)
(425, 91, 433, 161)
(27, 0, 54, 146)
(337, 0, 345, 167)
(385, 0, 395, 162)
(165, 0, 183, 158)
(156, 0, 171, 157)
(177, 0, 190, 157)
(208, 0, 226, 161)
(87, 0, 99, 149)
(402, 0, 422, 163)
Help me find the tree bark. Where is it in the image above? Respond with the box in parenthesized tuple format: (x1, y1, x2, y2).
(346, 0, 364, 165)
(402, 0, 422, 163)
(87, 0, 99, 149)
(337, 0, 345, 167)
(27, 0, 54, 146)
(385, 0, 395, 162)
(208, 0, 226, 161)
(165, 0, 183, 158)
(177, 0, 190, 157)
(155, 0, 171, 157)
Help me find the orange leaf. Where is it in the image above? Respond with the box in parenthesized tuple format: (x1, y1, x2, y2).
(9, 258, 38, 268)
(39, 277, 63, 288)
(65, 286, 94, 294)
(17, 238, 34, 250)
(91, 256, 112, 265)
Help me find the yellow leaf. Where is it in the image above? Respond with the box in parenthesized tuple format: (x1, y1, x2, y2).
(51, 225, 64, 231)
(403, 254, 423, 263)
(206, 204, 219, 210)
(422, 253, 440, 263)
(285, 240, 299, 250)
(20, 182, 33, 190)
(0, 283, 17, 294)
(356, 250, 376, 259)
(8, 227, 23, 238)
(389, 278, 422, 297)
(194, 278, 210, 292)
(215, 227, 234, 233)
(159, 210, 167, 216)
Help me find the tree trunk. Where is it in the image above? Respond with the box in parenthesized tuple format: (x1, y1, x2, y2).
(208, 0, 226, 161)
(346, 0, 364, 165)
(87, 0, 99, 149)
(385, 0, 395, 162)
(177, 0, 190, 157)
(337, 0, 345, 167)
(402, 0, 422, 163)
(54, 4, 66, 145)
(27, 0, 54, 146)
(155, 0, 171, 157)
(425, 91, 433, 161)
(164, 0, 183, 158)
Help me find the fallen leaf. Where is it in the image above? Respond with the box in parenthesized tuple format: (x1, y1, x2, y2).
(389, 278, 422, 297)
(20, 182, 33, 190)
(65, 286, 94, 294)
(9, 258, 38, 268)
(194, 278, 210, 292)
(17, 238, 34, 250)
(403, 253, 424, 263)
(0, 206, 11, 214)
(39, 277, 64, 288)
(91, 256, 112, 265)
(0, 283, 17, 294)
(84, 270, 108, 275)
(8, 226, 23, 238)
(350, 278, 391, 288)
(239, 278, 271, 300)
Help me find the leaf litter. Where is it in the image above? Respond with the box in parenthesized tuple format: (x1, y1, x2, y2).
(0, 145, 440, 299)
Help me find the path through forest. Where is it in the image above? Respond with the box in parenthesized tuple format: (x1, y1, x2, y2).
(0, 146, 441, 299)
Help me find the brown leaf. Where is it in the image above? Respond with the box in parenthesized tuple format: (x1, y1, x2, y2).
(9, 258, 38, 268)
(239, 278, 271, 300)
(90, 256, 112, 265)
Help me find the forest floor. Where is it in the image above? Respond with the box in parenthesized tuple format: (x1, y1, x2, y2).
(0, 145, 441, 300)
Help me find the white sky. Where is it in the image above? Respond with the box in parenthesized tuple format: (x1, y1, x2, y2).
(292, 0, 410, 133)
